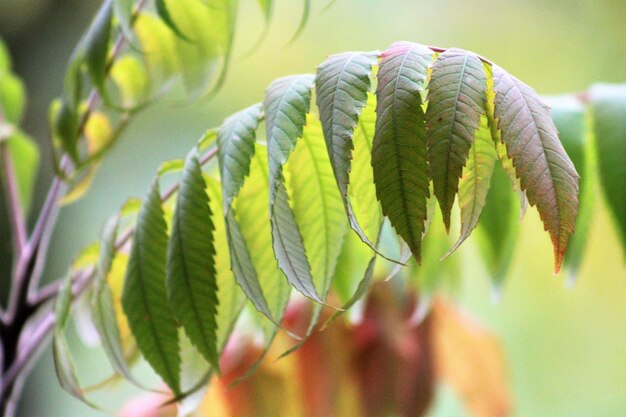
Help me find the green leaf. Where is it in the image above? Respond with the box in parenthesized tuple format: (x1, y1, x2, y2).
(5, 131, 39, 216)
(0, 71, 26, 124)
(476, 163, 519, 291)
(492, 64, 579, 273)
(134, 13, 179, 89)
(53, 272, 97, 408)
(290, 0, 311, 42)
(54, 99, 80, 163)
(122, 179, 181, 394)
(218, 103, 263, 211)
(167, 0, 235, 97)
(425, 48, 487, 231)
(205, 176, 246, 350)
(445, 116, 496, 257)
(315, 50, 380, 248)
(264, 74, 322, 302)
(84, 0, 113, 97)
(590, 83, 626, 256)
(113, 0, 135, 44)
(156, 0, 192, 42)
(92, 215, 143, 386)
(166, 150, 219, 371)
(256, 0, 273, 21)
(235, 146, 291, 340)
(547, 95, 595, 280)
(372, 41, 433, 263)
(111, 55, 149, 108)
(286, 114, 347, 338)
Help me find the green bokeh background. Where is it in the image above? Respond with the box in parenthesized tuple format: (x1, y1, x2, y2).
(1, 0, 625, 416)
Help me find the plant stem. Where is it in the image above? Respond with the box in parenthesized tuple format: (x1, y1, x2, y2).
(0, 140, 27, 259)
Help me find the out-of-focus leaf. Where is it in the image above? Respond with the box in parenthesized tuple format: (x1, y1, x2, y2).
(372, 41, 433, 262)
(493, 64, 579, 273)
(84, 111, 113, 155)
(5, 131, 39, 216)
(411, 198, 460, 298)
(113, 0, 135, 44)
(547, 95, 595, 281)
(54, 99, 80, 163)
(53, 272, 98, 408)
(264, 74, 321, 302)
(476, 163, 518, 293)
(425, 49, 486, 231)
(134, 13, 179, 89)
(111, 55, 149, 108)
(0, 71, 26, 124)
(315, 51, 379, 249)
(122, 179, 181, 394)
(60, 165, 98, 205)
(84, 0, 113, 96)
(256, 0, 272, 21)
(167, 0, 234, 97)
(432, 298, 512, 417)
(289, 0, 311, 43)
(156, 0, 191, 41)
(590, 83, 626, 256)
(167, 150, 219, 370)
(91, 215, 143, 386)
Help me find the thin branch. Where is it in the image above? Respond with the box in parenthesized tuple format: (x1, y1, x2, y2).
(0, 141, 27, 258)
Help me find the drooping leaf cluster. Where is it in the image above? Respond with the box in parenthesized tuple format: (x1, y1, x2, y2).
(45, 0, 310, 202)
(42, 38, 626, 409)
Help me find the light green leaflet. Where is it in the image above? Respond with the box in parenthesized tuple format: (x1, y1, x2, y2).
(236, 146, 291, 341)
(283, 115, 347, 348)
(217, 103, 281, 323)
(264, 74, 322, 302)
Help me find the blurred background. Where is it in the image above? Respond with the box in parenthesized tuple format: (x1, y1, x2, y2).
(1, 0, 625, 415)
